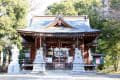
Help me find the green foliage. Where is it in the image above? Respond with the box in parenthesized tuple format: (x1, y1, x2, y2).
(74, 0, 101, 15)
(46, 0, 102, 16)
(46, 0, 77, 15)
(0, 0, 28, 51)
(110, 0, 120, 10)
(97, 20, 120, 71)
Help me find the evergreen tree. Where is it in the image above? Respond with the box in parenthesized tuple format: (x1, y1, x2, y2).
(46, 0, 77, 15)
(0, 0, 28, 51)
(97, 20, 120, 72)
(0, 0, 28, 69)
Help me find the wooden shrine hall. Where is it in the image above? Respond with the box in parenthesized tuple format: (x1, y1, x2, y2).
(17, 15, 102, 71)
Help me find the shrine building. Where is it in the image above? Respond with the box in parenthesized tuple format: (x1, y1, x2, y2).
(17, 15, 102, 71)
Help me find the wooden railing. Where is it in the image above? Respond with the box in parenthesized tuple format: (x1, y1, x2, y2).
(19, 59, 96, 71)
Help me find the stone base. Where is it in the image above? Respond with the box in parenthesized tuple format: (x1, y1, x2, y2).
(72, 70, 85, 72)
(31, 71, 47, 75)
(32, 63, 46, 74)
(8, 62, 20, 74)
(72, 64, 85, 72)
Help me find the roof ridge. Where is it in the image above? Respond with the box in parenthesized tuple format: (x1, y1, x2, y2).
(32, 15, 88, 19)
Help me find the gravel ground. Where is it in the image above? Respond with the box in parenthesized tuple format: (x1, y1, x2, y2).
(0, 71, 120, 80)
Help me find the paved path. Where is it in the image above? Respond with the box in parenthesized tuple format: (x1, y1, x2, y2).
(0, 71, 120, 80)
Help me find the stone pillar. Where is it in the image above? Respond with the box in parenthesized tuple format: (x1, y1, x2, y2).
(72, 48, 85, 72)
(32, 48, 46, 73)
(8, 45, 20, 73)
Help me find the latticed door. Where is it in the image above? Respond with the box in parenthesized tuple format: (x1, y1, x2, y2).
(54, 49, 67, 70)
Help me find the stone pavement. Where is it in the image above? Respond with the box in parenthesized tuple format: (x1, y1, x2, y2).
(0, 71, 120, 80)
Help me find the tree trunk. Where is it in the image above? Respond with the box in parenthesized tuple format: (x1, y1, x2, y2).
(4, 53, 9, 70)
(0, 52, 3, 67)
(114, 60, 118, 72)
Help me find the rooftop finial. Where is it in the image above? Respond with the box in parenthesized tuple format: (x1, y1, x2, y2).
(55, 13, 63, 20)
(59, 13, 63, 17)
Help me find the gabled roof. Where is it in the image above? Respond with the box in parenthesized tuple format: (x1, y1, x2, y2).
(17, 15, 100, 33)
(44, 15, 75, 29)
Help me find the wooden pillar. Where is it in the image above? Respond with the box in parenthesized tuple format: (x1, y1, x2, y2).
(37, 36, 42, 48)
(30, 44, 36, 61)
(72, 38, 76, 58)
(30, 37, 37, 62)
(81, 39, 85, 64)
(40, 36, 41, 48)
(80, 37, 90, 64)
(84, 47, 89, 64)
(42, 36, 46, 57)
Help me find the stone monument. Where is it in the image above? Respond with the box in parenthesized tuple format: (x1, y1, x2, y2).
(72, 48, 85, 72)
(32, 48, 46, 73)
(8, 45, 20, 73)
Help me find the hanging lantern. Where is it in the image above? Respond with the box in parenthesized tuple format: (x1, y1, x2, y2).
(54, 48, 59, 57)
(65, 48, 69, 57)
(48, 47, 53, 56)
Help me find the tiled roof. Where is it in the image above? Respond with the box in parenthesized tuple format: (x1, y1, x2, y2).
(18, 15, 100, 33)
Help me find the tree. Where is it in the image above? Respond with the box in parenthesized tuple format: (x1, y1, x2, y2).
(95, 0, 120, 71)
(110, 0, 120, 10)
(96, 19, 120, 71)
(0, 0, 28, 50)
(106, 0, 120, 20)
(74, 0, 101, 15)
(0, 0, 28, 70)
(46, 0, 77, 15)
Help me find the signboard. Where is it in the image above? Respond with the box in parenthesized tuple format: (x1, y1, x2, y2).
(96, 58, 100, 64)
(68, 57, 73, 63)
(45, 57, 52, 63)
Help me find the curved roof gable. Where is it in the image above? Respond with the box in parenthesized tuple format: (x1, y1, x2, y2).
(44, 15, 76, 29)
